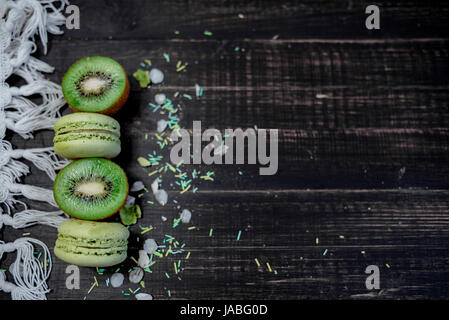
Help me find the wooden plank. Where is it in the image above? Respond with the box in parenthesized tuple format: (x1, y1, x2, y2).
(10, 125, 449, 191)
(9, 39, 446, 189)
(44, 40, 449, 88)
(2, 189, 449, 299)
(63, 0, 449, 40)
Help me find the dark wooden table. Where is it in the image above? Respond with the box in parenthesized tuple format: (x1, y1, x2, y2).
(2, 0, 449, 300)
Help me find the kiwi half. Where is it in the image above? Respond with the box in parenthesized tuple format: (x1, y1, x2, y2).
(62, 56, 130, 115)
(54, 158, 129, 220)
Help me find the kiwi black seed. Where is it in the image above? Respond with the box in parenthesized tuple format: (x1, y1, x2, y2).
(54, 158, 129, 220)
(62, 56, 130, 115)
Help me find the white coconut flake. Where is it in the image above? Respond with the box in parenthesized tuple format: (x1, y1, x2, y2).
(181, 209, 192, 224)
(157, 119, 168, 133)
(130, 181, 145, 192)
(143, 238, 158, 254)
(129, 267, 144, 284)
(138, 250, 150, 268)
(125, 195, 136, 205)
(154, 189, 168, 206)
(155, 93, 166, 105)
(149, 68, 164, 84)
(151, 178, 160, 194)
(110, 273, 125, 288)
(135, 293, 153, 300)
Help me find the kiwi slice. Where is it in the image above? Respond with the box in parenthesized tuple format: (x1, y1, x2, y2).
(54, 158, 129, 220)
(62, 56, 130, 115)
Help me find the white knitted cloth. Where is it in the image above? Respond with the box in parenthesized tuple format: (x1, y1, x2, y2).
(0, 0, 70, 300)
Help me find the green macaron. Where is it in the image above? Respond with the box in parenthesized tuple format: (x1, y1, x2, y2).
(54, 219, 129, 267)
(53, 112, 121, 159)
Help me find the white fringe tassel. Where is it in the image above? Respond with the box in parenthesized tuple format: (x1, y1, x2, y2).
(0, 238, 52, 300)
(0, 209, 67, 229)
(0, 0, 70, 300)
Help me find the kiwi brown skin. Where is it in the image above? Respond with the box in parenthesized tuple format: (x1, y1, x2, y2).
(62, 57, 130, 116)
(53, 158, 129, 221)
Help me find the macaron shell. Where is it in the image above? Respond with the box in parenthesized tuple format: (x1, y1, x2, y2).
(54, 219, 129, 267)
(54, 112, 120, 136)
(54, 245, 127, 267)
(54, 132, 121, 159)
(57, 219, 130, 240)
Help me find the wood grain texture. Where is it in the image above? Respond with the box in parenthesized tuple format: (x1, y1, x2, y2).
(63, 0, 449, 40)
(1, 0, 449, 300)
(2, 190, 449, 299)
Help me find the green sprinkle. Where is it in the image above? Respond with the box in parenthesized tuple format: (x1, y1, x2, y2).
(234, 46, 240, 51)
(144, 59, 152, 66)
(165, 272, 170, 279)
(166, 162, 177, 173)
(183, 94, 193, 100)
(176, 64, 187, 72)
(203, 30, 213, 36)
(236, 230, 242, 241)
(209, 228, 213, 237)
(153, 251, 163, 258)
(174, 30, 180, 35)
(266, 262, 272, 272)
(163, 53, 170, 62)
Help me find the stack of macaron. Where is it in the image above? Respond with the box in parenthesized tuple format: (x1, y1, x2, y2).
(53, 57, 131, 267)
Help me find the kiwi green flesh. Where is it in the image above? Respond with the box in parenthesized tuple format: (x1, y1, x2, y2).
(62, 57, 127, 112)
(54, 158, 128, 220)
